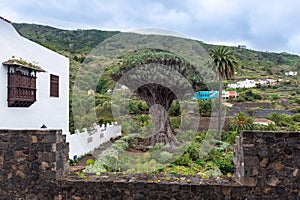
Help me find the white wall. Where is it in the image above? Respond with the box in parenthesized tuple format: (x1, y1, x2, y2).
(65, 123, 122, 159)
(0, 19, 69, 133)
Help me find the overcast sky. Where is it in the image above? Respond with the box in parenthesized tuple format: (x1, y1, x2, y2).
(1, 0, 300, 55)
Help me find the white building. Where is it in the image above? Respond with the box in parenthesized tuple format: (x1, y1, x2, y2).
(222, 90, 238, 99)
(257, 79, 277, 86)
(285, 71, 298, 76)
(237, 79, 256, 88)
(227, 79, 256, 89)
(0, 17, 69, 133)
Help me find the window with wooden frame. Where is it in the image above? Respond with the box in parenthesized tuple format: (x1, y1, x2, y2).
(2, 59, 45, 107)
(50, 74, 59, 97)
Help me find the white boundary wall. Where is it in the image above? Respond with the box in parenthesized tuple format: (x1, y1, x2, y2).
(65, 123, 121, 159)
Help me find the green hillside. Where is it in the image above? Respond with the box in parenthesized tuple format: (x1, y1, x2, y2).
(10, 23, 300, 178)
(13, 23, 120, 54)
(12, 23, 300, 130)
(13, 23, 300, 80)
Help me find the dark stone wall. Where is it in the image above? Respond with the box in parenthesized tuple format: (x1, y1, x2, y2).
(52, 174, 298, 200)
(252, 109, 294, 118)
(0, 129, 69, 199)
(0, 129, 300, 199)
(234, 131, 300, 196)
(232, 102, 273, 109)
(228, 102, 294, 117)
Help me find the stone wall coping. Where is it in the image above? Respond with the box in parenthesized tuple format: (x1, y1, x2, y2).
(0, 129, 62, 133)
(58, 173, 243, 187)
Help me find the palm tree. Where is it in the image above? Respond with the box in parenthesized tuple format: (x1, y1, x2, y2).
(209, 46, 238, 139)
(229, 112, 254, 131)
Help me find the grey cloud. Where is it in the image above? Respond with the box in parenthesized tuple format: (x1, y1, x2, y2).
(0, 0, 300, 54)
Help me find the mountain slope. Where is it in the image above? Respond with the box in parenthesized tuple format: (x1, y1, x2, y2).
(12, 23, 300, 132)
(13, 23, 120, 54)
(13, 23, 300, 80)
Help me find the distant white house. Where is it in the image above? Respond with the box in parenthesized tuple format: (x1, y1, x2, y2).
(227, 79, 256, 89)
(257, 79, 277, 86)
(285, 71, 298, 76)
(222, 91, 238, 99)
(0, 17, 69, 133)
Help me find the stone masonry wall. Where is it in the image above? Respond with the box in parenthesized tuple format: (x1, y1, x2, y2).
(53, 172, 298, 200)
(0, 129, 69, 199)
(234, 131, 300, 193)
(0, 129, 300, 199)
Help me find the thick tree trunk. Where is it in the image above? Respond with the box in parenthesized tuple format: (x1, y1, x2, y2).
(136, 85, 178, 146)
(145, 104, 177, 146)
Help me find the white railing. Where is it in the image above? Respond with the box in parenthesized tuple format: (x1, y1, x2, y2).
(65, 122, 122, 159)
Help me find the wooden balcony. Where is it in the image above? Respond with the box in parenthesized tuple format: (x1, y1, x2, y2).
(7, 73, 37, 107)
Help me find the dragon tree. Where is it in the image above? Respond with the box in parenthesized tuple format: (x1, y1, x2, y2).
(109, 49, 207, 146)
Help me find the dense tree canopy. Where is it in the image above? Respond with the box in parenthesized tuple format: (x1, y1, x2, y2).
(109, 49, 207, 146)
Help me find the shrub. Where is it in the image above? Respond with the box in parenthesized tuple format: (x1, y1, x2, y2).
(197, 99, 212, 116)
(170, 117, 181, 129)
(86, 159, 95, 166)
(213, 152, 234, 174)
(295, 98, 300, 105)
(121, 133, 142, 143)
(173, 153, 191, 166)
(235, 96, 245, 102)
(288, 124, 299, 131)
(129, 100, 148, 115)
(193, 134, 206, 142)
(213, 140, 231, 152)
(128, 158, 161, 173)
(186, 142, 202, 161)
(156, 151, 174, 164)
(292, 106, 300, 113)
(112, 139, 129, 150)
(244, 90, 262, 101)
(268, 113, 294, 127)
(136, 114, 151, 126)
(119, 117, 140, 134)
(169, 100, 181, 116)
(292, 113, 300, 122)
(222, 131, 238, 145)
(248, 108, 255, 116)
(196, 158, 206, 167)
(138, 101, 149, 113)
(175, 130, 196, 142)
(84, 147, 119, 173)
(246, 96, 255, 101)
(263, 123, 280, 131)
(270, 94, 280, 100)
